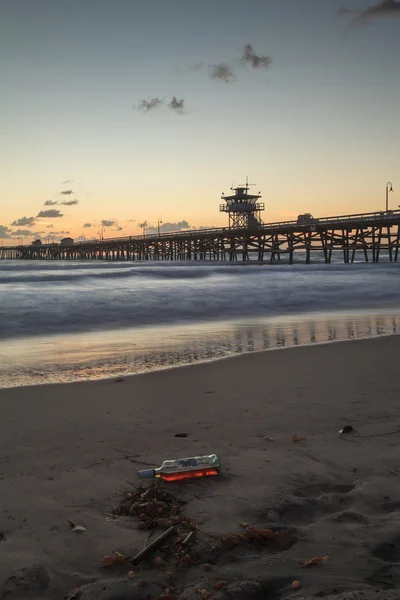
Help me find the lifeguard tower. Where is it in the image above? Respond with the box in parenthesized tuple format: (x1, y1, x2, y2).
(220, 178, 265, 229)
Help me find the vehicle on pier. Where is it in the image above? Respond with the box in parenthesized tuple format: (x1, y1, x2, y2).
(297, 213, 319, 225)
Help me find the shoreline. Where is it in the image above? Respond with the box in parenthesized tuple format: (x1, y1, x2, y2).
(2, 335, 400, 598)
(1, 328, 399, 393)
(1, 310, 400, 389)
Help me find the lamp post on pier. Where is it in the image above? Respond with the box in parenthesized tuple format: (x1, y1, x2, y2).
(386, 182, 393, 212)
(157, 219, 162, 236)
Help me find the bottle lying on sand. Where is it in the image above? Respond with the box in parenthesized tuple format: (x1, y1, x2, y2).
(138, 454, 220, 482)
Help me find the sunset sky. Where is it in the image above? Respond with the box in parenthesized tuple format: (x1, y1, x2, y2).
(1, 0, 399, 242)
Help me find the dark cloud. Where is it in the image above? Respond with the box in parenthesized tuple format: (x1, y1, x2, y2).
(60, 199, 79, 206)
(45, 200, 58, 206)
(52, 230, 70, 235)
(350, 0, 400, 24)
(169, 97, 185, 113)
(136, 97, 186, 113)
(0, 225, 12, 239)
(37, 209, 64, 218)
(146, 220, 191, 234)
(11, 216, 36, 227)
(62, 179, 73, 184)
(12, 229, 35, 237)
(241, 44, 272, 69)
(115, 226, 123, 231)
(46, 225, 54, 228)
(60, 189, 74, 195)
(209, 63, 235, 83)
(101, 219, 116, 227)
(83, 223, 92, 228)
(137, 98, 163, 112)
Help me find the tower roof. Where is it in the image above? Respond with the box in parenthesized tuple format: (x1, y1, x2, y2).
(220, 178, 265, 227)
(221, 179, 262, 203)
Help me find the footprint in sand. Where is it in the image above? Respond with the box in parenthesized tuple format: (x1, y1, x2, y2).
(276, 481, 356, 526)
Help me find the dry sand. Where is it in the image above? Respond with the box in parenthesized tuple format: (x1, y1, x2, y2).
(1, 336, 400, 599)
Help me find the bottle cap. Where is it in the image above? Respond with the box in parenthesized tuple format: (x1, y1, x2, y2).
(138, 468, 155, 479)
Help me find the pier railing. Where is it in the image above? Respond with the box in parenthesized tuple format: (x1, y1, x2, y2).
(73, 208, 400, 247)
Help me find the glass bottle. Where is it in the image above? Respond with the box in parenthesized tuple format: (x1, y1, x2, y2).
(138, 454, 220, 482)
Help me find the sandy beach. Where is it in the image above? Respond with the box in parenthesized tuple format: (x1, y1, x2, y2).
(1, 335, 400, 599)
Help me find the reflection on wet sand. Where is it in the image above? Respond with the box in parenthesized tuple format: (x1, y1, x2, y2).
(0, 312, 399, 388)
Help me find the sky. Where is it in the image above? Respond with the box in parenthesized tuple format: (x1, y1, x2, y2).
(0, 0, 399, 243)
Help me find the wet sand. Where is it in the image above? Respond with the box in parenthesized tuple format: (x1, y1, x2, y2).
(1, 336, 400, 599)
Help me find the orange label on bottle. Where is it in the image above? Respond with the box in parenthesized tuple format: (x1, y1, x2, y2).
(157, 467, 219, 482)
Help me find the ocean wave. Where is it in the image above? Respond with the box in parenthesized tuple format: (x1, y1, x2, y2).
(0, 266, 224, 285)
(0, 262, 399, 340)
(0, 259, 390, 285)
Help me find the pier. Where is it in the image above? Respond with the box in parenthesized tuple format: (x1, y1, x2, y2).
(2, 182, 400, 263)
(2, 209, 400, 263)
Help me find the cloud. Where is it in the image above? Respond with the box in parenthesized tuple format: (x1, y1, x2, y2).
(76, 235, 96, 242)
(241, 44, 272, 69)
(60, 189, 74, 195)
(62, 179, 73, 184)
(169, 97, 185, 113)
(45, 200, 58, 206)
(115, 226, 123, 231)
(350, 0, 400, 24)
(0, 225, 12, 239)
(209, 63, 235, 83)
(101, 219, 116, 227)
(37, 209, 64, 218)
(12, 229, 35, 237)
(146, 220, 191, 234)
(136, 97, 186, 114)
(46, 224, 54, 228)
(137, 98, 163, 112)
(10, 216, 36, 227)
(83, 223, 92, 228)
(60, 199, 79, 206)
(205, 45, 272, 84)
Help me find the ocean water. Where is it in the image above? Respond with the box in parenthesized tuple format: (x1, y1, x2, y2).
(0, 259, 399, 387)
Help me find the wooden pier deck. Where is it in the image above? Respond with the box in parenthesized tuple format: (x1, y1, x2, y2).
(1, 209, 400, 263)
